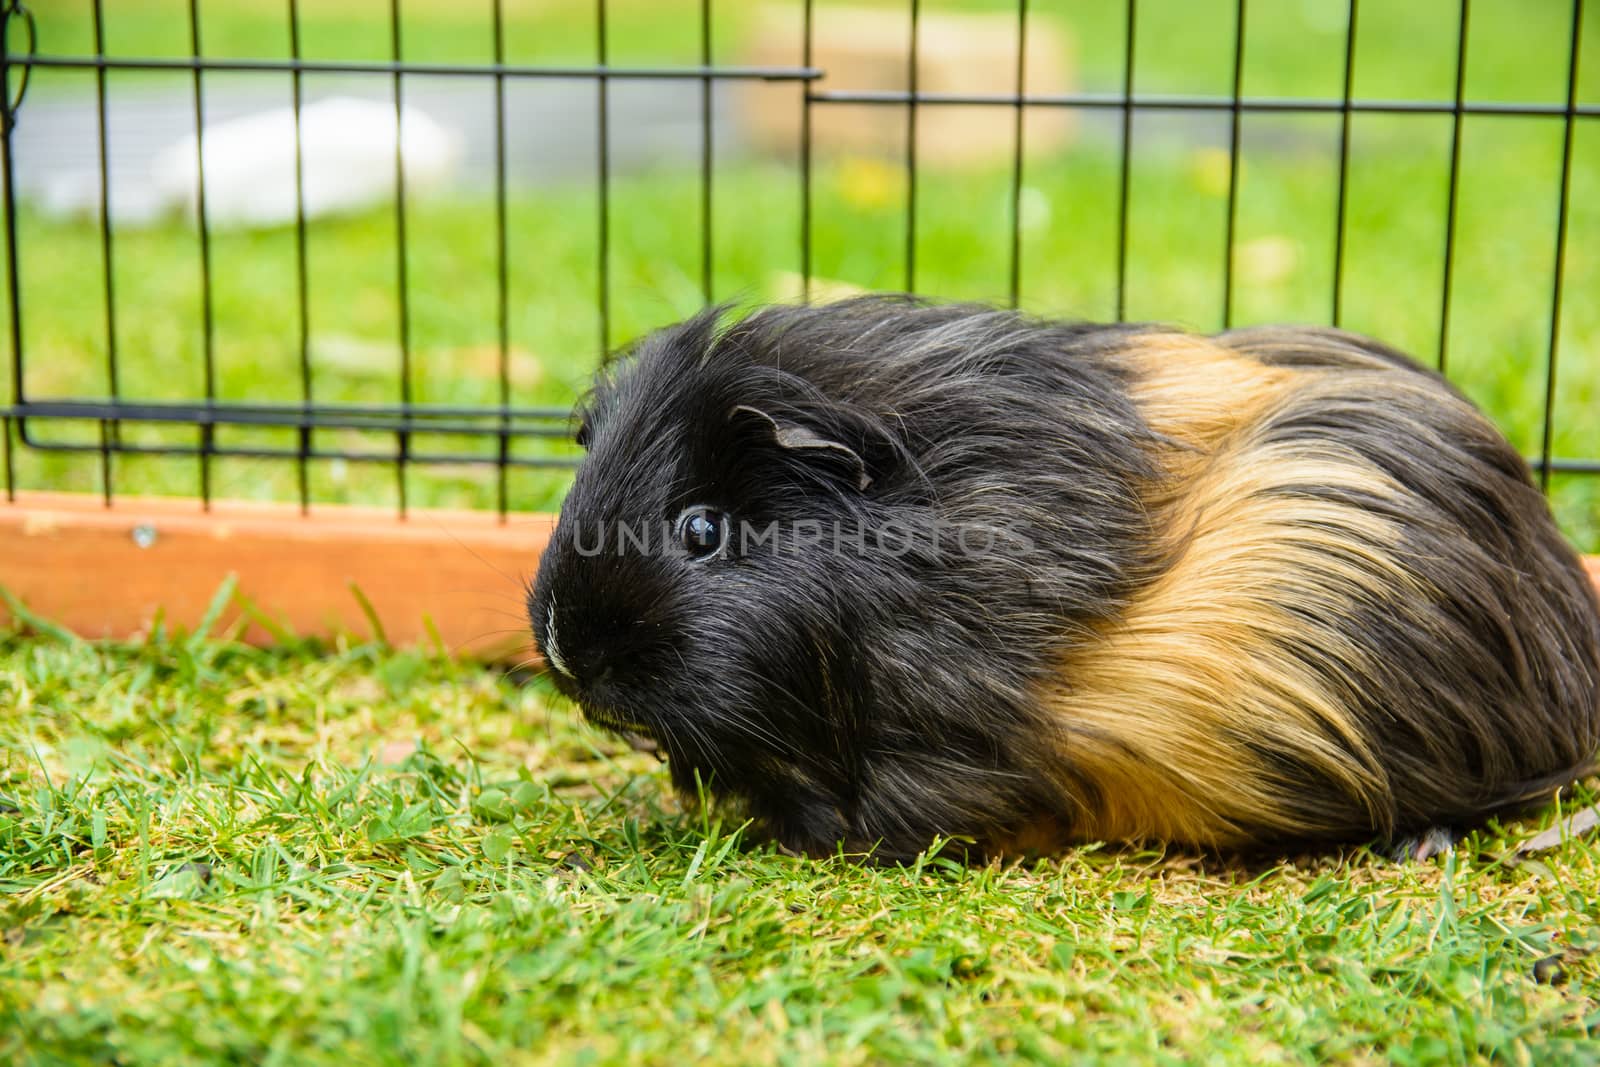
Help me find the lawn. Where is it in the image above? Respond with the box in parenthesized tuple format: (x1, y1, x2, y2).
(1, 620, 1598, 1065)
(4, 3, 1600, 1064)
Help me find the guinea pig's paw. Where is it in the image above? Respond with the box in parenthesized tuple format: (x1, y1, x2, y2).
(1387, 826, 1457, 863)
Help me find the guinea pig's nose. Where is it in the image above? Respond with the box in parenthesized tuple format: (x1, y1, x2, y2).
(539, 595, 630, 694)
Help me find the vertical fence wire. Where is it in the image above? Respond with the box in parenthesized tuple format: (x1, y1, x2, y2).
(799, 0, 814, 300)
(1538, 0, 1585, 492)
(390, 0, 413, 518)
(1331, 0, 1358, 327)
(700, 0, 714, 303)
(1436, 0, 1470, 372)
(596, 0, 611, 352)
(91, 0, 116, 506)
(187, 0, 215, 509)
(1220, 0, 1246, 329)
(1006, 0, 1028, 309)
(0, 1, 26, 511)
(2, 3, 26, 426)
(1115, 0, 1136, 321)
(288, 0, 312, 514)
(0, 4, 26, 513)
(0, 0, 18, 510)
(492, 0, 511, 521)
(903, 0, 920, 293)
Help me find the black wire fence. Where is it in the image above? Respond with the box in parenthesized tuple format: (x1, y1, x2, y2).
(0, 0, 1594, 528)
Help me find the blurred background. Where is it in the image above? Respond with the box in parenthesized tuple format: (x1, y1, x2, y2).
(3, 0, 1598, 546)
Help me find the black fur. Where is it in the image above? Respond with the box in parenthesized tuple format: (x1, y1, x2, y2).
(527, 298, 1600, 860)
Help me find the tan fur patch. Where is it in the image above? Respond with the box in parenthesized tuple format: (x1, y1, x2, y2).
(1119, 333, 1301, 456)
(1039, 334, 1431, 847)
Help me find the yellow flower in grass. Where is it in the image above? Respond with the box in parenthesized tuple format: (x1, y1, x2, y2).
(835, 156, 906, 211)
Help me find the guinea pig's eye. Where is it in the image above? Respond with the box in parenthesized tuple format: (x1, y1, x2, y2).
(574, 419, 592, 450)
(676, 506, 727, 559)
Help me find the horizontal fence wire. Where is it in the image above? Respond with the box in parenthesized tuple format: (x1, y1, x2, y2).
(11, 54, 822, 79)
(0, 0, 1595, 517)
(6, 398, 574, 429)
(802, 91, 1600, 117)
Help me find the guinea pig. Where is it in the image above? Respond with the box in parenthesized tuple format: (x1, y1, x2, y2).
(527, 296, 1600, 862)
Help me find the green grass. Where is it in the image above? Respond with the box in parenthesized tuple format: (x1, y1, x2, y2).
(1, 615, 1598, 1065)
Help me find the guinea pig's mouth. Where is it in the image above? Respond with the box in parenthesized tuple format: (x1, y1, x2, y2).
(579, 703, 663, 754)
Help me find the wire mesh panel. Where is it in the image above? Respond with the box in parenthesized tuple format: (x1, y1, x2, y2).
(0, 0, 1595, 545)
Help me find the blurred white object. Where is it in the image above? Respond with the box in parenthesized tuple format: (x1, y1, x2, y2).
(150, 96, 463, 228)
(39, 169, 170, 225)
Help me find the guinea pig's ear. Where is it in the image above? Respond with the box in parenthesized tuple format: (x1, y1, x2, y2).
(731, 404, 872, 492)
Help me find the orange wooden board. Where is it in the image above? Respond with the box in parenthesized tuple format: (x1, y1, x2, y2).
(0, 492, 551, 661)
(0, 492, 1596, 662)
